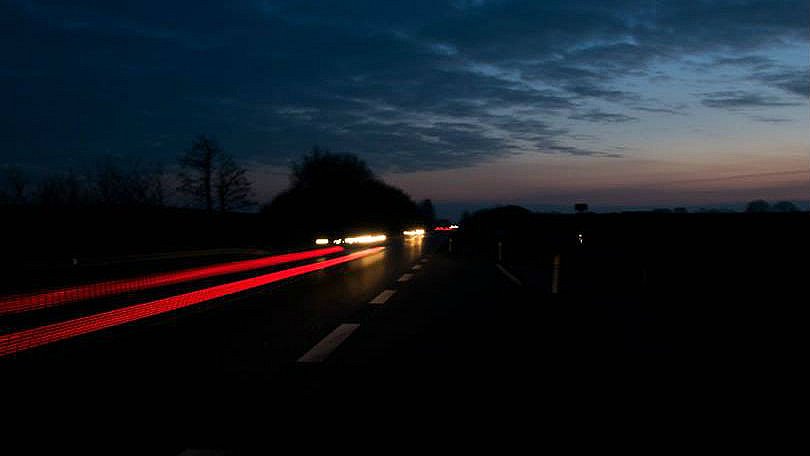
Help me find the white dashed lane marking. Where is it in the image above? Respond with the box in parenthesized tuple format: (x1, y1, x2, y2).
(397, 273, 413, 282)
(411, 264, 422, 270)
(297, 324, 360, 363)
(370, 289, 396, 304)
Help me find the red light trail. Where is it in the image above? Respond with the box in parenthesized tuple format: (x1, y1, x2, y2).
(0, 246, 344, 316)
(0, 246, 383, 357)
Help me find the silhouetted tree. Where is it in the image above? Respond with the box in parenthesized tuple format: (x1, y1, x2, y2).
(94, 158, 166, 207)
(745, 200, 770, 213)
(94, 160, 129, 206)
(139, 163, 167, 207)
(34, 171, 85, 207)
(2, 165, 28, 204)
(291, 146, 374, 189)
(178, 136, 252, 213)
(264, 147, 419, 240)
(178, 135, 221, 213)
(772, 201, 799, 213)
(215, 154, 254, 212)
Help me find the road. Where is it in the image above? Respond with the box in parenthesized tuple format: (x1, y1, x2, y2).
(1, 232, 783, 449)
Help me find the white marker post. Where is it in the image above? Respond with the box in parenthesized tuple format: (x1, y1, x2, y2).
(497, 241, 503, 263)
(551, 254, 560, 294)
(448, 237, 453, 253)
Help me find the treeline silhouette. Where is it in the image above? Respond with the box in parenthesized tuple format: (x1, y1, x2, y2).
(744, 199, 800, 213)
(1, 161, 166, 209)
(260, 147, 434, 245)
(0, 135, 252, 212)
(1, 141, 431, 263)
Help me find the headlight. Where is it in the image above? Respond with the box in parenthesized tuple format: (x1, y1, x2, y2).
(344, 234, 387, 244)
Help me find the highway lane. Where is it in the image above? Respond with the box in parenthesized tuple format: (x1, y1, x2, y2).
(1, 235, 440, 448)
(152, 246, 702, 443)
(1, 235, 437, 387)
(2, 233, 774, 449)
(0, 235, 682, 404)
(0, 246, 347, 316)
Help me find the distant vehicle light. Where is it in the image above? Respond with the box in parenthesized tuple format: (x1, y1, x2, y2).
(315, 238, 329, 245)
(434, 225, 458, 231)
(344, 234, 387, 244)
(403, 228, 425, 236)
(450, 225, 459, 229)
(333, 238, 343, 245)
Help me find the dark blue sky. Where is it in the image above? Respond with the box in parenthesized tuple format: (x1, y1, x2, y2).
(1, 1, 807, 215)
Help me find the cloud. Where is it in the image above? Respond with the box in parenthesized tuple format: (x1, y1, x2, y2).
(1, 0, 806, 176)
(753, 67, 809, 98)
(704, 53, 808, 99)
(700, 91, 801, 109)
(569, 110, 638, 123)
(711, 55, 775, 69)
(632, 106, 688, 115)
(540, 144, 623, 158)
(749, 116, 793, 123)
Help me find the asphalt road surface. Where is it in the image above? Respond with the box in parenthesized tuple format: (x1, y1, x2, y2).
(1, 233, 785, 450)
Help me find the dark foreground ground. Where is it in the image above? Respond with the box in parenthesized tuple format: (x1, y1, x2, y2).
(1, 213, 805, 451)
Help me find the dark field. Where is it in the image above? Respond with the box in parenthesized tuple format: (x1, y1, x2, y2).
(456, 211, 807, 364)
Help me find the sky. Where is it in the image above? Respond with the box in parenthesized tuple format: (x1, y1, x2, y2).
(1, 0, 808, 217)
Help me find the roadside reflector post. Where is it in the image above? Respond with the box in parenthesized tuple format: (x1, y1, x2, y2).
(497, 241, 503, 263)
(552, 254, 560, 294)
(448, 237, 453, 253)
